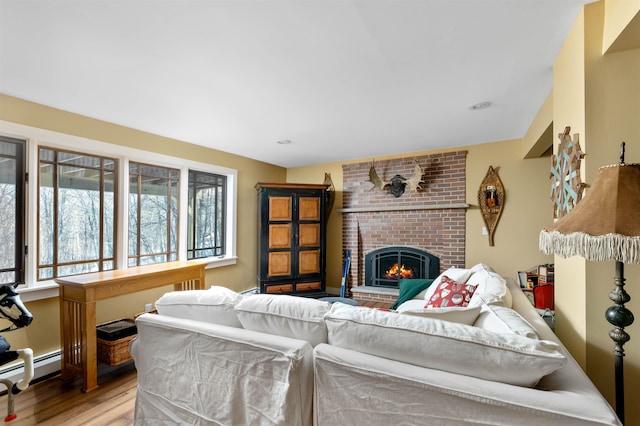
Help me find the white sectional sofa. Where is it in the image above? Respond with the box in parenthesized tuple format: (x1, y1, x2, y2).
(130, 264, 621, 426)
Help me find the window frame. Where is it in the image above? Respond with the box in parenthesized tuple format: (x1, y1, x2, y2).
(128, 161, 180, 267)
(187, 169, 227, 260)
(37, 146, 119, 280)
(0, 120, 237, 302)
(0, 135, 26, 285)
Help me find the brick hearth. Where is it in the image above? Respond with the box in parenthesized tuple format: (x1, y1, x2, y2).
(341, 151, 468, 304)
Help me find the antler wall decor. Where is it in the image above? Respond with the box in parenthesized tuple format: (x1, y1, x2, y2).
(368, 159, 424, 198)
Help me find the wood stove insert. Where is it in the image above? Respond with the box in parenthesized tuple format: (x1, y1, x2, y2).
(364, 246, 439, 288)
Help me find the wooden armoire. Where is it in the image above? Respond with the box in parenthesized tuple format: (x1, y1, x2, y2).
(256, 183, 329, 297)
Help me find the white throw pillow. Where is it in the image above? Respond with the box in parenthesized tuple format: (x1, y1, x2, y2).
(474, 305, 539, 339)
(470, 263, 495, 273)
(467, 267, 512, 308)
(397, 303, 482, 326)
(324, 303, 565, 387)
(235, 294, 331, 346)
(155, 286, 243, 328)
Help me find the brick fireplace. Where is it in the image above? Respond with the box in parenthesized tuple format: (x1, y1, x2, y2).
(341, 151, 468, 304)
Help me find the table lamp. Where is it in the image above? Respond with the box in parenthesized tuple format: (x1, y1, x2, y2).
(539, 143, 639, 424)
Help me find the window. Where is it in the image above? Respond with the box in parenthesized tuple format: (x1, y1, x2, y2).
(128, 162, 179, 266)
(0, 136, 25, 285)
(0, 120, 238, 297)
(38, 148, 117, 279)
(187, 170, 226, 259)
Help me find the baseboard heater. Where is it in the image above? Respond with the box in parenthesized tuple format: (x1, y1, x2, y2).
(0, 350, 61, 385)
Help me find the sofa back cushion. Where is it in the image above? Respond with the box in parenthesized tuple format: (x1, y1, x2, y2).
(396, 304, 482, 326)
(155, 286, 243, 328)
(474, 304, 539, 339)
(235, 294, 331, 346)
(324, 303, 566, 387)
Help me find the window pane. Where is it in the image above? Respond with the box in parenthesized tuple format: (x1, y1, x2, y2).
(0, 272, 15, 284)
(140, 178, 168, 255)
(170, 178, 178, 253)
(39, 148, 54, 162)
(58, 262, 99, 277)
(39, 163, 54, 266)
(39, 267, 53, 280)
(0, 137, 22, 285)
(103, 170, 116, 258)
(128, 162, 179, 266)
(0, 158, 16, 271)
(187, 170, 226, 259)
(57, 165, 101, 263)
(38, 148, 118, 279)
(128, 177, 139, 256)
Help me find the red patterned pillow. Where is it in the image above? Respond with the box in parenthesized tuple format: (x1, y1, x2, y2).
(425, 276, 477, 308)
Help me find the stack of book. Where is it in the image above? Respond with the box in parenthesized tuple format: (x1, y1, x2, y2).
(538, 264, 554, 286)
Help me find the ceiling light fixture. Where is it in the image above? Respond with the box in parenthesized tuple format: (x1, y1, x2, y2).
(277, 139, 292, 145)
(469, 101, 492, 111)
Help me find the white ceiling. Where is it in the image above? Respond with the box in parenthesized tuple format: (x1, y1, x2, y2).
(0, 0, 591, 168)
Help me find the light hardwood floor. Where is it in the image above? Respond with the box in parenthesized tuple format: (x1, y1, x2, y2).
(0, 362, 137, 425)
(0, 299, 389, 425)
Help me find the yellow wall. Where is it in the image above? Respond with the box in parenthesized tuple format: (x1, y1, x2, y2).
(0, 94, 287, 357)
(522, 91, 554, 159)
(553, 5, 590, 367)
(287, 139, 555, 295)
(552, 1, 640, 422)
(603, 0, 640, 53)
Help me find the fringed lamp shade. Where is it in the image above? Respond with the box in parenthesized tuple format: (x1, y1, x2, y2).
(540, 163, 640, 264)
(539, 156, 640, 424)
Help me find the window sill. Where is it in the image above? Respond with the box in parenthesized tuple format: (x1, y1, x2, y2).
(204, 255, 238, 269)
(18, 282, 60, 303)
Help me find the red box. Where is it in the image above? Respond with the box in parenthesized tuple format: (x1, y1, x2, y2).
(534, 284, 554, 310)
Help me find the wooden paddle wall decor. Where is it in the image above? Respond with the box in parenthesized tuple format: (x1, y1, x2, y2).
(478, 166, 504, 246)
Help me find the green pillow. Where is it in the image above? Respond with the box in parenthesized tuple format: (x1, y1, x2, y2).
(390, 278, 434, 310)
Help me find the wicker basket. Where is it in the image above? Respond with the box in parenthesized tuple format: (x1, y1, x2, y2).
(96, 319, 137, 366)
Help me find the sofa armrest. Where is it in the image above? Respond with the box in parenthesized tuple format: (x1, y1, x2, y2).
(506, 277, 559, 342)
(131, 313, 314, 426)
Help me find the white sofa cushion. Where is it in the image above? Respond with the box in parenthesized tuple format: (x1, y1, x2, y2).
(324, 303, 566, 387)
(474, 304, 539, 339)
(396, 303, 482, 326)
(235, 294, 331, 346)
(467, 265, 512, 308)
(155, 286, 243, 327)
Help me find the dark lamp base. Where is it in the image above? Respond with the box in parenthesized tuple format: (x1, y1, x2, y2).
(605, 305, 635, 328)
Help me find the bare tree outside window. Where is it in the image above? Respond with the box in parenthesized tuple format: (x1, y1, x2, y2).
(128, 162, 179, 266)
(187, 170, 226, 259)
(0, 137, 25, 284)
(38, 148, 117, 279)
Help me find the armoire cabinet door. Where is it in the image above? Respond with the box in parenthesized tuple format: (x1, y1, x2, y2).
(256, 183, 328, 297)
